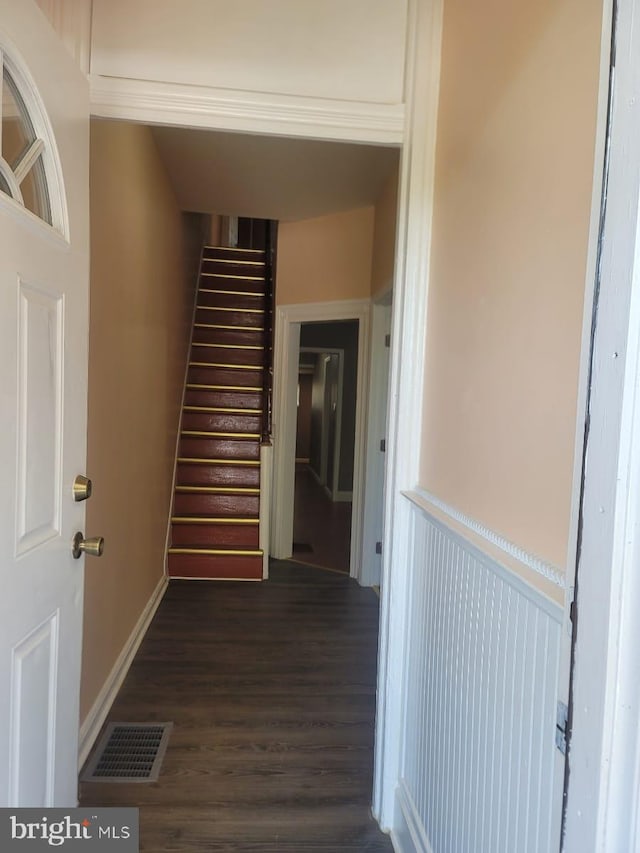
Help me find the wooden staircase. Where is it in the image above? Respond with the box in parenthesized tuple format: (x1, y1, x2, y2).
(167, 245, 270, 580)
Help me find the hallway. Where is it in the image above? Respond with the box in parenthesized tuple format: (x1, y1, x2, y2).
(79, 562, 391, 852)
(292, 465, 352, 573)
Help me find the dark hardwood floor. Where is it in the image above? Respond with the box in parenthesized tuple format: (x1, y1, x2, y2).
(293, 466, 352, 573)
(79, 561, 392, 852)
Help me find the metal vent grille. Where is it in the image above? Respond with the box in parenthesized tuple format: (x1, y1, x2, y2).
(81, 722, 173, 783)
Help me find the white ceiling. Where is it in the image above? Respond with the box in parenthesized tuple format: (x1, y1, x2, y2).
(152, 126, 399, 222)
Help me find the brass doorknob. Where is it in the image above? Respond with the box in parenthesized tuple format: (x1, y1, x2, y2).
(73, 475, 92, 502)
(72, 532, 104, 559)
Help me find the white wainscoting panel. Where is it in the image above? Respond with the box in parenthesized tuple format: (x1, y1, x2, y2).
(396, 498, 564, 853)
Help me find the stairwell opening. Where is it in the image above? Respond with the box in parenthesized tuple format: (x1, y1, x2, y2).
(167, 223, 275, 581)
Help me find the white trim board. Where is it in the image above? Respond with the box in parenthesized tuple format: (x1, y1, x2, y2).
(373, 0, 444, 829)
(392, 780, 435, 853)
(271, 299, 371, 582)
(564, 1, 640, 849)
(77, 574, 168, 771)
(89, 75, 405, 145)
(361, 300, 392, 588)
(259, 442, 272, 580)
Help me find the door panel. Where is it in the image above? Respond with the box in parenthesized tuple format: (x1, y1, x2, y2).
(0, 1, 89, 807)
(17, 280, 63, 550)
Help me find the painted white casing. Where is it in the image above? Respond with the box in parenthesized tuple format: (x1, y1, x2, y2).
(271, 299, 371, 581)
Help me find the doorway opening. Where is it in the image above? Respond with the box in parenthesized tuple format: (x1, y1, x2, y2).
(291, 320, 359, 573)
(271, 300, 370, 581)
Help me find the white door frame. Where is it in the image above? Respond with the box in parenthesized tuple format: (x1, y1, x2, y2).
(299, 346, 346, 502)
(271, 299, 370, 581)
(372, 0, 444, 827)
(361, 298, 392, 588)
(563, 0, 640, 848)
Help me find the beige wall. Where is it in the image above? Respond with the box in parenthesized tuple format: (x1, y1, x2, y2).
(276, 207, 375, 305)
(371, 164, 399, 298)
(81, 120, 202, 722)
(420, 0, 604, 568)
(91, 0, 407, 106)
(209, 214, 222, 246)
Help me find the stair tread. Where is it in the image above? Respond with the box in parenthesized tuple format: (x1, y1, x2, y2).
(202, 263, 265, 271)
(175, 485, 260, 493)
(172, 516, 259, 523)
(168, 546, 263, 555)
(183, 403, 262, 412)
(199, 284, 266, 291)
(194, 322, 265, 331)
(188, 362, 265, 370)
(204, 245, 265, 253)
(181, 429, 260, 438)
(197, 304, 265, 313)
(191, 342, 263, 350)
(177, 457, 260, 465)
(186, 383, 262, 391)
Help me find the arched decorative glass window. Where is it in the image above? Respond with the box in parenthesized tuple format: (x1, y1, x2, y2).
(0, 52, 63, 230)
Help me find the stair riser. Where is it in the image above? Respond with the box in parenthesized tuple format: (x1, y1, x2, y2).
(168, 552, 263, 580)
(173, 493, 259, 517)
(188, 366, 264, 387)
(203, 248, 265, 264)
(184, 389, 262, 409)
(201, 261, 266, 280)
(179, 437, 260, 459)
(177, 464, 260, 487)
(198, 291, 267, 311)
(191, 344, 265, 367)
(182, 412, 262, 433)
(195, 308, 264, 328)
(171, 524, 260, 548)
(193, 327, 264, 347)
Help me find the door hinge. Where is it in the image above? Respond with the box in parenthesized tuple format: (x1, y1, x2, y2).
(375, 541, 383, 555)
(380, 439, 386, 452)
(384, 334, 391, 348)
(556, 701, 568, 755)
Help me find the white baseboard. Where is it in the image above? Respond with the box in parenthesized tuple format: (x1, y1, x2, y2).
(392, 781, 434, 853)
(77, 574, 168, 770)
(333, 489, 353, 503)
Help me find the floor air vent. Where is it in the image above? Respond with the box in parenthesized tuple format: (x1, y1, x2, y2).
(81, 722, 173, 783)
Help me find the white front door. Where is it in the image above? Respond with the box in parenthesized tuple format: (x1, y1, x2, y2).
(0, 1, 90, 807)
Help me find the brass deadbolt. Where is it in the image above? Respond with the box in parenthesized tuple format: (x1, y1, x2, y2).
(73, 475, 92, 502)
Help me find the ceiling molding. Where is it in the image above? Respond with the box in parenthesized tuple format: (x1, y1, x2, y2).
(89, 75, 406, 145)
